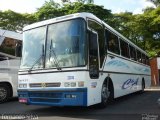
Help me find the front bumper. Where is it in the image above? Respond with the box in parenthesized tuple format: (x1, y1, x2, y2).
(18, 88, 87, 106)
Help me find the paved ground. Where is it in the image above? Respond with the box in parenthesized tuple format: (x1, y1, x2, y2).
(0, 90, 160, 120)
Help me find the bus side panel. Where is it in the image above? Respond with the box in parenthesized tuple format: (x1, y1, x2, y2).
(111, 74, 141, 98)
(104, 55, 151, 98)
(87, 74, 107, 106)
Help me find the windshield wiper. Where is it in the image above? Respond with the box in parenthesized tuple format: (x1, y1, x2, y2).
(49, 39, 61, 70)
(28, 45, 45, 73)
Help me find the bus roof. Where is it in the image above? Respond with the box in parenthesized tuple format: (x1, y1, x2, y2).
(23, 12, 148, 56)
(23, 12, 100, 31)
(0, 29, 22, 41)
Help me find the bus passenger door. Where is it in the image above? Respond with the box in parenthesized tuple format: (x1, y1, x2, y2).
(89, 30, 99, 79)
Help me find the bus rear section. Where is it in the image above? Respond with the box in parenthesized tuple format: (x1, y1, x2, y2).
(0, 29, 22, 103)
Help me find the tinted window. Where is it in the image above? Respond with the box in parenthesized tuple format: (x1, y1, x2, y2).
(142, 54, 146, 64)
(106, 30, 120, 54)
(120, 39, 130, 58)
(0, 38, 22, 57)
(129, 45, 137, 61)
(88, 20, 105, 68)
(146, 56, 150, 65)
(137, 50, 142, 63)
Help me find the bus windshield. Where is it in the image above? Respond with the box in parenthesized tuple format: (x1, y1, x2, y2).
(20, 19, 86, 70)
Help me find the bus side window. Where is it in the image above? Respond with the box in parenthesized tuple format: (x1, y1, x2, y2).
(120, 39, 130, 58)
(106, 30, 120, 55)
(146, 56, 150, 65)
(88, 19, 105, 68)
(142, 54, 146, 64)
(129, 45, 137, 61)
(137, 50, 142, 63)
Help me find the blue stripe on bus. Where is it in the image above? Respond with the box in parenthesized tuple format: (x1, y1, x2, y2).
(18, 88, 87, 106)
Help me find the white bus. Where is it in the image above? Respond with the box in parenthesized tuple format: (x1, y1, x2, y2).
(18, 13, 151, 107)
(0, 29, 22, 103)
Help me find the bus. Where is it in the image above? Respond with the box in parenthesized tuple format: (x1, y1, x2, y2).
(0, 29, 22, 103)
(18, 13, 151, 107)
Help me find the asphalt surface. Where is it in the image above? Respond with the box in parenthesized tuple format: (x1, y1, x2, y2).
(0, 90, 160, 120)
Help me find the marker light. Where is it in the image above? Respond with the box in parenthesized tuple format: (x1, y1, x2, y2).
(19, 84, 27, 88)
(78, 81, 84, 87)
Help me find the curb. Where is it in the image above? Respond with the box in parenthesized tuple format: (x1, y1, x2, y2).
(145, 88, 160, 91)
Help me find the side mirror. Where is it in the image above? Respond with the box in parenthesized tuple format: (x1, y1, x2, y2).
(89, 65, 99, 78)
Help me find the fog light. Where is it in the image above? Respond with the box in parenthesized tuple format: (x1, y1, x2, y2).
(65, 94, 71, 98)
(65, 94, 77, 99)
(71, 95, 77, 98)
(19, 98, 27, 103)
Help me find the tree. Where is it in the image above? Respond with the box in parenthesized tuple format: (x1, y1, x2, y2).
(63, 2, 112, 21)
(0, 0, 159, 57)
(111, 8, 160, 57)
(147, 0, 160, 7)
(110, 12, 141, 45)
(35, 0, 63, 20)
(0, 10, 36, 31)
(35, 1, 112, 22)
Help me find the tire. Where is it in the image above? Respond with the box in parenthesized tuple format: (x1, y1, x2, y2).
(99, 82, 112, 108)
(0, 84, 10, 103)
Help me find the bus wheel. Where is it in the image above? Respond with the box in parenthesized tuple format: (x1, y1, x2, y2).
(0, 84, 10, 103)
(99, 83, 111, 108)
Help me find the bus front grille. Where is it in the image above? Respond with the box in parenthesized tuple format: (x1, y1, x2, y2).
(30, 98, 61, 103)
(29, 83, 61, 88)
(29, 92, 63, 98)
(28, 92, 63, 104)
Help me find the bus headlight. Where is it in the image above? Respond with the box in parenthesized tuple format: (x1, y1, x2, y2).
(19, 84, 27, 88)
(64, 82, 84, 87)
(64, 82, 70, 87)
(64, 82, 76, 87)
(71, 82, 76, 87)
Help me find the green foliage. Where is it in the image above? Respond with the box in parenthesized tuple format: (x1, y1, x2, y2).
(0, 10, 36, 31)
(147, 0, 160, 7)
(35, 1, 112, 22)
(111, 7, 160, 57)
(35, 0, 64, 20)
(0, 47, 15, 56)
(0, 1, 159, 57)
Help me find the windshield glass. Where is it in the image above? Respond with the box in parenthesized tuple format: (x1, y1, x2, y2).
(20, 26, 46, 69)
(20, 19, 86, 70)
(46, 19, 86, 68)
